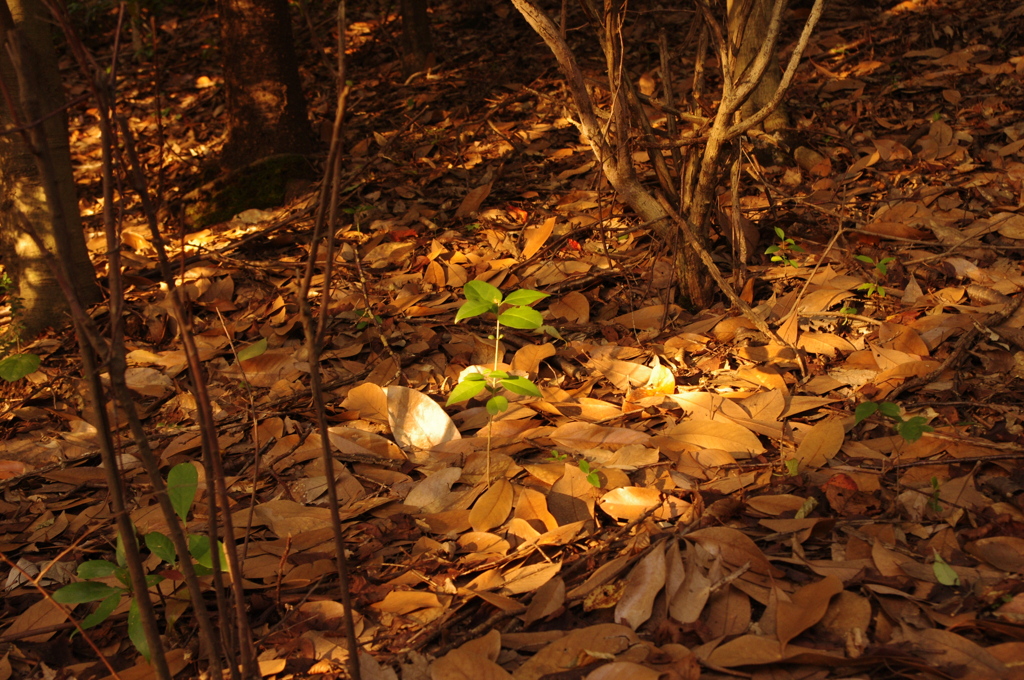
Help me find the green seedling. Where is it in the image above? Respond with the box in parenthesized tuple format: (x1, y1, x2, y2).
(53, 463, 220, 660)
(927, 477, 943, 513)
(764, 226, 805, 268)
(577, 459, 601, 488)
(342, 203, 375, 232)
(448, 280, 549, 482)
(0, 273, 38, 382)
(854, 254, 895, 299)
(855, 400, 934, 442)
(354, 308, 382, 331)
(548, 450, 600, 487)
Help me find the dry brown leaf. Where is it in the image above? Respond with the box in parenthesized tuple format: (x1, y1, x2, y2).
(776, 575, 843, 647)
(598, 486, 661, 521)
(664, 420, 765, 457)
(585, 662, 662, 680)
(548, 291, 590, 323)
(405, 467, 463, 512)
(521, 216, 556, 260)
(615, 541, 667, 629)
(469, 479, 513, 532)
(522, 576, 565, 625)
(500, 561, 560, 596)
(791, 418, 846, 470)
(965, 537, 1024, 573)
(386, 385, 461, 450)
(455, 181, 494, 219)
(514, 624, 639, 680)
(550, 422, 651, 452)
(513, 487, 559, 533)
(511, 343, 556, 376)
(429, 629, 511, 680)
(547, 462, 598, 525)
(341, 382, 390, 422)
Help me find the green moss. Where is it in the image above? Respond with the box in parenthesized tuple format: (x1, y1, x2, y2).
(184, 154, 315, 228)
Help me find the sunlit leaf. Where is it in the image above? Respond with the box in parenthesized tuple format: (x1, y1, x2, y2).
(455, 299, 494, 323)
(447, 379, 487, 405)
(503, 289, 548, 306)
(501, 376, 541, 397)
(499, 306, 543, 329)
(486, 395, 508, 414)
(464, 280, 502, 305)
(236, 337, 267, 362)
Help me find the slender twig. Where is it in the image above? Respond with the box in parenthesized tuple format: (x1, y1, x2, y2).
(296, 3, 362, 679)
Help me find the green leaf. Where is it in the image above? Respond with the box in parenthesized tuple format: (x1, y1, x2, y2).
(503, 289, 548, 306)
(489, 370, 509, 380)
(0, 353, 40, 382)
(932, 551, 960, 586)
(586, 472, 601, 488)
(53, 581, 121, 604)
(764, 245, 780, 254)
(77, 560, 118, 580)
(447, 379, 488, 405)
(501, 376, 541, 397)
(236, 337, 267, 362)
(784, 459, 800, 477)
(145, 532, 177, 564)
(463, 371, 487, 381)
(79, 591, 121, 632)
(463, 280, 503, 305)
(113, 566, 130, 588)
(454, 300, 494, 323)
(540, 325, 563, 341)
(878, 402, 902, 419)
(854, 255, 873, 264)
(168, 462, 199, 523)
(189, 534, 213, 568)
(794, 496, 817, 518)
(773, 226, 785, 239)
(498, 306, 543, 329)
(898, 417, 934, 443)
(128, 598, 150, 661)
(486, 395, 508, 415)
(854, 402, 879, 424)
(578, 460, 592, 474)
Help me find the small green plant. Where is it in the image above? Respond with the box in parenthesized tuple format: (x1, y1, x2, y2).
(354, 308, 382, 331)
(854, 254, 895, 299)
(548, 450, 600, 487)
(448, 281, 549, 481)
(855, 401, 934, 442)
(577, 459, 601, 488)
(342, 204, 375, 232)
(764, 226, 805, 268)
(53, 463, 217, 660)
(927, 477, 943, 513)
(0, 274, 39, 382)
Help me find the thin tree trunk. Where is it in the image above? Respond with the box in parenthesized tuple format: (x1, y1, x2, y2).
(0, 0, 99, 338)
(217, 0, 313, 168)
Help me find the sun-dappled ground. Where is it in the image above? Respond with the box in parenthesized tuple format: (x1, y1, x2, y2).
(1, 0, 1024, 678)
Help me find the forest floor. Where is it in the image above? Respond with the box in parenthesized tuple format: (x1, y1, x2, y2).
(2, 0, 1024, 678)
